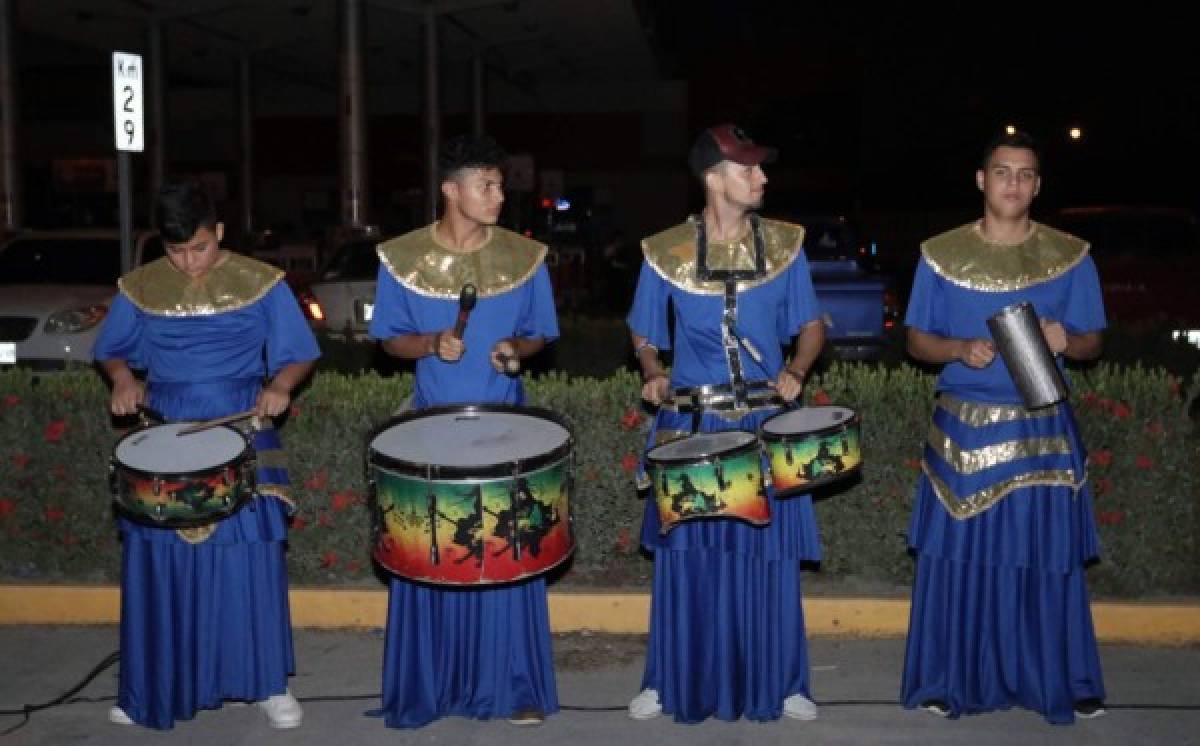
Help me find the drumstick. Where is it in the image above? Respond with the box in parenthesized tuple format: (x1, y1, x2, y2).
(175, 409, 257, 436)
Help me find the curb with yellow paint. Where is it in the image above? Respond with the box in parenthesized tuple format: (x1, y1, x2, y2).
(1, 585, 1198, 645)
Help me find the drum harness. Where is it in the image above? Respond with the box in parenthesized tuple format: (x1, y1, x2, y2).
(671, 214, 783, 433)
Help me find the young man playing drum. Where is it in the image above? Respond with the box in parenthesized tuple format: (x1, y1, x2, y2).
(899, 130, 1107, 723)
(95, 180, 319, 730)
(626, 123, 826, 723)
(368, 134, 560, 728)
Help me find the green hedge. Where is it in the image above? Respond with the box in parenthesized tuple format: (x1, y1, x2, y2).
(0, 364, 1197, 597)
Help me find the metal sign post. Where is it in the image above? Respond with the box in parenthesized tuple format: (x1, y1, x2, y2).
(112, 51, 144, 273)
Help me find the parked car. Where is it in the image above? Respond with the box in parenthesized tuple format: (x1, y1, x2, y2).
(301, 235, 383, 341)
(0, 229, 161, 370)
(1043, 206, 1200, 341)
(796, 215, 899, 361)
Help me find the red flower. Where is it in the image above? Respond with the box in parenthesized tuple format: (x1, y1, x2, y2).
(53, 464, 67, 481)
(61, 389, 74, 400)
(1111, 402, 1132, 420)
(320, 551, 339, 568)
(1168, 376, 1181, 395)
(61, 533, 79, 547)
(1097, 509, 1126, 526)
(291, 514, 308, 531)
(11, 453, 29, 470)
(43, 507, 65, 523)
(1145, 421, 1165, 437)
(345, 559, 363, 573)
(1091, 450, 1113, 468)
(44, 420, 67, 443)
(903, 457, 922, 470)
(0, 499, 15, 519)
(1092, 476, 1113, 495)
(1081, 392, 1098, 408)
(4, 394, 19, 407)
(620, 452, 639, 473)
(1135, 454, 1155, 470)
(811, 390, 832, 406)
(614, 528, 632, 553)
(620, 408, 644, 430)
(289, 405, 301, 419)
(331, 490, 359, 512)
(303, 470, 329, 491)
(317, 511, 333, 527)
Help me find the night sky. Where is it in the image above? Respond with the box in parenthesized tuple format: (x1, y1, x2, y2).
(641, 3, 1200, 211)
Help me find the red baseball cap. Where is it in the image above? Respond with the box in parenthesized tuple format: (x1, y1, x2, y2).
(688, 123, 778, 176)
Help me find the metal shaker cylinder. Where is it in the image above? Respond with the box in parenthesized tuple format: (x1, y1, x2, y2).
(986, 301, 1068, 409)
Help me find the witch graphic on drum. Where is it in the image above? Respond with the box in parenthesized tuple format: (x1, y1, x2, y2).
(368, 404, 575, 585)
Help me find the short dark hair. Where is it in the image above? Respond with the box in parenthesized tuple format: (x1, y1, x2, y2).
(438, 134, 507, 184)
(981, 130, 1040, 171)
(155, 180, 218, 243)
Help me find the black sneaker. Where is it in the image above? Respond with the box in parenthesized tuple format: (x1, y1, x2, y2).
(1074, 698, 1106, 719)
(920, 699, 951, 717)
(508, 708, 545, 726)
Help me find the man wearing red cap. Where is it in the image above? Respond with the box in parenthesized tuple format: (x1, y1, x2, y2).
(625, 124, 826, 723)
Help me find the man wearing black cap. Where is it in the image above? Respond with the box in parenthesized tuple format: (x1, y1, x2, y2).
(625, 124, 826, 723)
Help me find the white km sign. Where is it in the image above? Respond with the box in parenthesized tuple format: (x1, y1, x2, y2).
(112, 51, 144, 153)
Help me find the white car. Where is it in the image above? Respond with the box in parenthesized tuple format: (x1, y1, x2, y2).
(302, 236, 382, 341)
(0, 229, 161, 370)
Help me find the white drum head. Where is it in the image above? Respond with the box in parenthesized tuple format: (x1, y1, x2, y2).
(762, 406, 856, 436)
(648, 430, 756, 460)
(115, 423, 246, 473)
(371, 410, 570, 468)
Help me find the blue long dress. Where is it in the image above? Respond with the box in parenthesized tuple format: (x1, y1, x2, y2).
(626, 222, 823, 723)
(368, 239, 561, 728)
(93, 263, 320, 730)
(899, 225, 1108, 724)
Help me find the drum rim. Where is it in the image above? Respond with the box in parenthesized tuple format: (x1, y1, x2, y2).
(759, 406, 861, 442)
(645, 429, 760, 465)
(366, 403, 575, 479)
(111, 422, 254, 482)
(373, 540, 576, 587)
(112, 492, 250, 529)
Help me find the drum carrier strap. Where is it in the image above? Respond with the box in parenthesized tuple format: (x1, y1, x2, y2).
(690, 213, 771, 432)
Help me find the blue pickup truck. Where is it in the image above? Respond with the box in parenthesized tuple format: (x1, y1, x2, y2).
(797, 215, 897, 361)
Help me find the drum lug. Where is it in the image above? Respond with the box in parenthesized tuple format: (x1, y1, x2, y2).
(152, 478, 162, 496)
(107, 462, 119, 496)
(153, 502, 166, 521)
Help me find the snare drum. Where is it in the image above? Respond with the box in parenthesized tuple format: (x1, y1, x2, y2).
(367, 404, 575, 586)
(644, 430, 770, 534)
(760, 405, 862, 495)
(110, 422, 257, 528)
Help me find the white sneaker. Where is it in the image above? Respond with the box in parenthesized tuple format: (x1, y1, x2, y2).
(107, 705, 133, 725)
(257, 689, 303, 729)
(628, 688, 662, 720)
(783, 693, 818, 721)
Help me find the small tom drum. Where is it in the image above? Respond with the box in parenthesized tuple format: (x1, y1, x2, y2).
(760, 405, 862, 495)
(644, 430, 770, 534)
(110, 422, 256, 528)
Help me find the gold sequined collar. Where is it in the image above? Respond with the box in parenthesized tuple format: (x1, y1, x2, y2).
(921, 221, 1089, 292)
(118, 253, 284, 317)
(377, 224, 547, 299)
(641, 216, 805, 295)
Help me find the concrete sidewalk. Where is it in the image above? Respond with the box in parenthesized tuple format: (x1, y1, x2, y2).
(2, 627, 1198, 745)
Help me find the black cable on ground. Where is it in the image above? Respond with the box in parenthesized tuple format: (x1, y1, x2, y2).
(0, 651, 120, 737)
(4, 649, 1200, 738)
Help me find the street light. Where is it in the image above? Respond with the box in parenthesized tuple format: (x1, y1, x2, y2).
(1069, 126, 1083, 140)
(1005, 124, 1017, 135)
